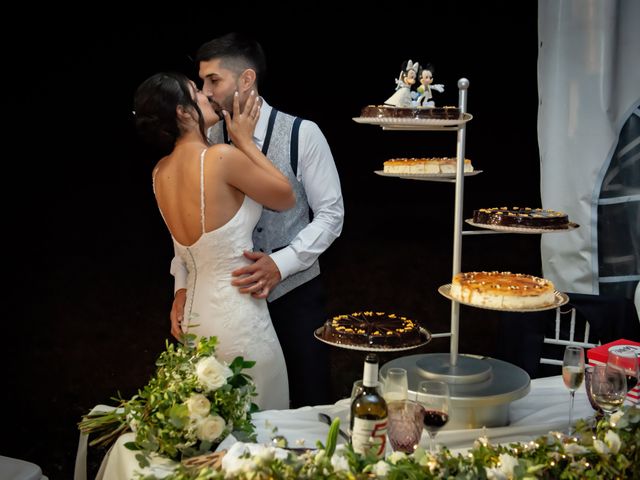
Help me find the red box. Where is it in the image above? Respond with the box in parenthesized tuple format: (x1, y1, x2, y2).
(587, 339, 640, 403)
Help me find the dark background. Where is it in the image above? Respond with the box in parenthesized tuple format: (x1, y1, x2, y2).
(3, 3, 559, 477)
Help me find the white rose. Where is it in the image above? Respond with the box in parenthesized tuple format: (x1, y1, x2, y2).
(254, 445, 276, 464)
(186, 393, 211, 419)
(196, 415, 226, 442)
(195, 356, 233, 392)
(593, 439, 608, 454)
(388, 451, 407, 464)
(373, 460, 391, 477)
(474, 435, 490, 448)
(221, 442, 249, 474)
(564, 442, 589, 455)
(485, 467, 507, 480)
(498, 453, 518, 477)
(330, 454, 350, 472)
(604, 430, 621, 454)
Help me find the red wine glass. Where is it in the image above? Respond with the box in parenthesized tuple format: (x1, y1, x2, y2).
(416, 380, 450, 454)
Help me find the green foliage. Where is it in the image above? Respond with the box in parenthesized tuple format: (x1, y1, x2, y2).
(79, 336, 257, 468)
(161, 406, 639, 479)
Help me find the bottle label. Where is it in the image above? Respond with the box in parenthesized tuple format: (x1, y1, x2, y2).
(351, 417, 388, 457)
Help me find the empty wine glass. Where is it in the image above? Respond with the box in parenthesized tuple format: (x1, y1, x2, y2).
(562, 345, 585, 435)
(590, 364, 627, 420)
(416, 380, 450, 453)
(607, 348, 639, 400)
(584, 365, 603, 415)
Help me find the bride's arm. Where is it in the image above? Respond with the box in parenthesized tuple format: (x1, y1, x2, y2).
(222, 91, 294, 211)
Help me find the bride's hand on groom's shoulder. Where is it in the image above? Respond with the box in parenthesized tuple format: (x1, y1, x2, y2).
(225, 90, 262, 151)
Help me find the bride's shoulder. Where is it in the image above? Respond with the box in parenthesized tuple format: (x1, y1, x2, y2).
(204, 143, 241, 162)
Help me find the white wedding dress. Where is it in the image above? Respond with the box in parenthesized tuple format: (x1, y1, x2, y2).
(159, 149, 289, 411)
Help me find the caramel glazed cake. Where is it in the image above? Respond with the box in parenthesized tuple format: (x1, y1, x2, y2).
(450, 271, 556, 309)
(321, 311, 423, 347)
(473, 207, 570, 229)
(361, 105, 461, 120)
(384, 157, 473, 174)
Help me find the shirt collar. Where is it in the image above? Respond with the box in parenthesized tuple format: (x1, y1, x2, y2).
(253, 97, 271, 147)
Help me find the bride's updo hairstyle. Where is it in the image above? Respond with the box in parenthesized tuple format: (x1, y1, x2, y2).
(133, 72, 207, 153)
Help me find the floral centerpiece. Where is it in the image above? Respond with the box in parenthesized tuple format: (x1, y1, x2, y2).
(79, 335, 257, 467)
(160, 406, 638, 479)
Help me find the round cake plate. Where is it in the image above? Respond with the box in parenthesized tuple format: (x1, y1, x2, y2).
(375, 170, 482, 182)
(352, 113, 472, 130)
(437, 284, 569, 312)
(465, 219, 580, 234)
(313, 327, 432, 352)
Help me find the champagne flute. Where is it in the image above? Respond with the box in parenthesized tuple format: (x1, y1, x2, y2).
(590, 364, 627, 419)
(562, 345, 585, 435)
(381, 367, 409, 402)
(417, 380, 450, 453)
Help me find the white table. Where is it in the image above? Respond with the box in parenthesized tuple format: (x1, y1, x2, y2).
(77, 375, 595, 480)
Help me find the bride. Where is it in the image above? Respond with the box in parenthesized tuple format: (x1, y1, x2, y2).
(134, 72, 293, 410)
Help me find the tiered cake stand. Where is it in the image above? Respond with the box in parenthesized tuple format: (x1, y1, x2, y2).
(352, 79, 575, 429)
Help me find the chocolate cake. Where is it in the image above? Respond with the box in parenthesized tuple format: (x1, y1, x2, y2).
(321, 311, 423, 347)
(472, 207, 570, 229)
(361, 105, 461, 120)
(450, 271, 556, 309)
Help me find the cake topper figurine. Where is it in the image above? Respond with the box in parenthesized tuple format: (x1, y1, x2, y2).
(384, 60, 420, 108)
(416, 63, 444, 107)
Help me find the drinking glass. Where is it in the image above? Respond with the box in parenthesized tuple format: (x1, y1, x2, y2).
(381, 367, 409, 402)
(351, 379, 364, 404)
(386, 399, 425, 453)
(584, 365, 603, 414)
(607, 349, 639, 396)
(590, 364, 627, 419)
(416, 380, 450, 453)
(562, 345, 585, 435)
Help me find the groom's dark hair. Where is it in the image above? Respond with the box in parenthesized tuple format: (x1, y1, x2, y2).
(196, 32, 267, 89)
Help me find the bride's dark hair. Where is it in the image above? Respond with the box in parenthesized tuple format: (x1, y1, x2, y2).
(133, 72, 208, 153)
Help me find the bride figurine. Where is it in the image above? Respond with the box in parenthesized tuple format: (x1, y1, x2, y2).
(384, 60, 420, 108)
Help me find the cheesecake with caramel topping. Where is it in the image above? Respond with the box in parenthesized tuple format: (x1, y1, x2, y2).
(450, 271, 556, 309)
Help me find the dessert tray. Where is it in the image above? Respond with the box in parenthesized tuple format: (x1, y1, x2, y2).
(313, 326, 432, 352)
(465, 219, 580, 234)
(375, 170, 482, 182)
(437, 284, 569, 312)
(353, 113, 472, 131)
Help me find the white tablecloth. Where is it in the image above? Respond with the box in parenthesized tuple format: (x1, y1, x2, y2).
(77, 375, 596, 480)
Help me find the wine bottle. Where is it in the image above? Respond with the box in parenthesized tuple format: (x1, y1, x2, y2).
(350, 353, 388, 458)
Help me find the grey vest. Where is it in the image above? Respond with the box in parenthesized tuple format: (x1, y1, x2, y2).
(209, 109, 320, 301)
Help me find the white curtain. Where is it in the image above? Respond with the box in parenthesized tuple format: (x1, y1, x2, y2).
(538, 0, 640, 296)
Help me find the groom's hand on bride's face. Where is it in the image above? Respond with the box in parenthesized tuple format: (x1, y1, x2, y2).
(231, 250, 282, 299)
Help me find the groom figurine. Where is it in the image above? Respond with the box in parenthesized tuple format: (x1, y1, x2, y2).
(170, 32, 344, 408)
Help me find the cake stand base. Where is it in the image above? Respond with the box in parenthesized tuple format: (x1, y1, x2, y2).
(381, 353, 530, 429)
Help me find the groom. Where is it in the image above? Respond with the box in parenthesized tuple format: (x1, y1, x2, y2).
(170, 32, 344, 408)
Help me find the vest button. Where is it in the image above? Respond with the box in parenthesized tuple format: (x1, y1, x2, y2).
(257, 227, 263, 232)
(259, 248, 264, 252)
